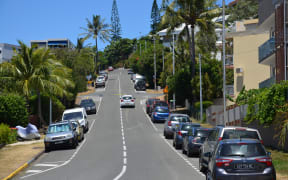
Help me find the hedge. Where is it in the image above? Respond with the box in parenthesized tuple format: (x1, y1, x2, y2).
(0, 123, 17, 145)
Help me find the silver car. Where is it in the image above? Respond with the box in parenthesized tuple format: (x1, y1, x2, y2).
(120, 95, 135, 108)
(163, 114, 191, 139)
(44, 121, 78, 152)
(95, 76, 105, 88)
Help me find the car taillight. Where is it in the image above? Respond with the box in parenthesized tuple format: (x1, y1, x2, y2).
(168, 121, 172, 126)
(260, 140, 264, 144)
(121, 99, 123, 102)
(256, 158, 272, 166)
(216, 159, 233, 167)
(131, 99, 134, 102)
(178, 131, 182, 136)
(218, 137, 223, 141)
(154, 112, 157, 116)
(147, 104, 150, 107)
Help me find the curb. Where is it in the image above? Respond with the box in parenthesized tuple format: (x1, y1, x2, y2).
(3, 150, 44, 180)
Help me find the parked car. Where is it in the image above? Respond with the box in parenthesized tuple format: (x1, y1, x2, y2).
(95, 76, 106, 88)
(44, 121, 78, 152)
(182, 127, 212, 157)
(173, 123, 196, 149)
(62, 108, 89, 133)
(205, 139, 276, 180)
(199, 126, 263, 172)
(99, 71, 108, 81)
(69, 120, 84, 142)
(146, 98, 160, 114)
(151, 106, 170, 123)
(108, 66, 114, 71)
(150, 100, 169, 116)
(163, 114, 191, 139)
(80, 98, 97, 114)
(134, 79, 146, 91)
(120, 95, 135, 108)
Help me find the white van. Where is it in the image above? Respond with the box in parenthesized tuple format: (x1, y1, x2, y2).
(62, 108, 89, 133)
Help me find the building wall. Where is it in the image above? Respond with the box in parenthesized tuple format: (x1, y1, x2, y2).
(233, 33, 270, 97)
(258, 0, 274, 25)
(0, 44, 19, 63)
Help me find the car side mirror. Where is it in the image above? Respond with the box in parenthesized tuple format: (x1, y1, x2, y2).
(267, 151, 271, 157)
(204, 152, 212, 158)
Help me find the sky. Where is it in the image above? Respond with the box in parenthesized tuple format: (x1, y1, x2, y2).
(0, 0, 233, 51)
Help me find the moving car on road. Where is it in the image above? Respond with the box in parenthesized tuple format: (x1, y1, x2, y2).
(62, 108, 89, 133)
(80, 98, 97, 114)
(108, 66, 114, 71)
(205, 139, 276, 180)
(199, 126, 263, 173)
(95, 76, 106, 88)
(182, 127, 212, 157)
(134, 79, 146, 91)
(120, 95, 135, 108)
(163, 114, 191, 139)
(44, 121, 78, 152)
(151, 106, 170, 123)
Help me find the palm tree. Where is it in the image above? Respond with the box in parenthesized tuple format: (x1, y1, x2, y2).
(81, 15, 111, 73)
(0, 41, 74, 126)
(76, 37, 91, 52)
(161, 0, 219, 104)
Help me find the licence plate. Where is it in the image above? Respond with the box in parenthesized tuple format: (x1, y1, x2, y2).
(234, 163, 254, 169)
(55, 141, 64, 144)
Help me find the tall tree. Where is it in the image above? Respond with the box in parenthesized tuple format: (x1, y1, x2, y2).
(0, 41, 74, 126)
(151, 0, 161, 34)
(227, 0, 258, 23)
(162, 0, 219, 105)
(81, 15, 111, 73)
(111, 0, 122, 41)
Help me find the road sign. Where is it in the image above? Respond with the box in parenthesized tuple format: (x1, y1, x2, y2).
(163, 85, 168, 94)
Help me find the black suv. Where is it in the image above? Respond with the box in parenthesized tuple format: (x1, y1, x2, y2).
(80, 99, 97, 114)
(199, 126, 263, 172)
(205, 139, 276, 180)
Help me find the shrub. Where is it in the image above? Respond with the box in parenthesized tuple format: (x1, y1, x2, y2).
(0, 94, 29, 127)
(0, 123, 17, 145)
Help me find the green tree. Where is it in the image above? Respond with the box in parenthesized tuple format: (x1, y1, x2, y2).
(81, 15, 111, 73)
(111, 0, 121, 41)
(151, 0, 161, 34)
(0, 41, 74, 126)
(227, 0, 258, 23)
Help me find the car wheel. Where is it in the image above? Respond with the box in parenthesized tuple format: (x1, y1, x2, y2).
(82, 134, 84, 141)
(199, 155, 206, 173)
(182, 146, 187, 154)
(187, 148, 193, 157)
(206, 171, 213, 180)
(175, 143, 181, 150)
(45, 147, 50, 152)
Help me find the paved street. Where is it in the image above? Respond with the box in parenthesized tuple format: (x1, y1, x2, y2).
(15, 69, 205, 180)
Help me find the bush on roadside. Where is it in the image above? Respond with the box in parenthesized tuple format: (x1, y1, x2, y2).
(0, 94, 29, 127)
(0, 123, 17, 145)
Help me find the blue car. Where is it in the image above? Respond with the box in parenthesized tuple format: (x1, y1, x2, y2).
(151, 106, 170, 123)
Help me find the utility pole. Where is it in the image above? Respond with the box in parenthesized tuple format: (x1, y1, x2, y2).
(222, 0, 227, 125)
(284, 0, 287, 81)
(172, 33, 176, 110)
(49, 98, 52, 125)
(199, 54, 203, 122)
(153, 36, 157, 90)
(162, 48, 165, 71)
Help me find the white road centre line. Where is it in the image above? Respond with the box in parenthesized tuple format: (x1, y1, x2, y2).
(142, 107, 205, 177)
(113, 74, 127, 180)
(26, 170, 42, 174)
(34, 163, 58, 167)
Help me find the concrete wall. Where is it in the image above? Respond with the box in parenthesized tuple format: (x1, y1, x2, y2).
(233, 33, 270, 97)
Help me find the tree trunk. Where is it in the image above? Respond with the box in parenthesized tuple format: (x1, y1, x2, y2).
(37, 91, 46, 127)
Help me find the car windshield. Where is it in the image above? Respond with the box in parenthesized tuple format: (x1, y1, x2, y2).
(219, 143, 266, 157)
(63, 112, 83, 120)
(122, 96, 132, 100)
(171, 116, 190, 122)
(181, 124, 193, 131)
(196, 130, 212, 137)
(222, 130, 260, 140)
(47, 124, 71, 133)
(156, 108, 169, 113)
(97, 77, 104, 80)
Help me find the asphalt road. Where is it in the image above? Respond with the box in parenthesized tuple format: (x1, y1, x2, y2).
(15, 69, 205, 180)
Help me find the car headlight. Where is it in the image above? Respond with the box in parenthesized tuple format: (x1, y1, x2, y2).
(66, 134, 73, 138)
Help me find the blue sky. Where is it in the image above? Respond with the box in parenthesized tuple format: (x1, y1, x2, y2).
(0, 0, 233, 51)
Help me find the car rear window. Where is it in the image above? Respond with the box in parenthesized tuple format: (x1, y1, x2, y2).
(222, 130, 260, 140)
(219, 143, 266, 157)
(171, 116, 190, 122)
(196, 130, 212, 137)
(181, 124, 193, 131)
(63, 112, 83, 120)
(156, 108, 169, 113)
(155, 102, 168, 106)
(122, 96, 132, 100)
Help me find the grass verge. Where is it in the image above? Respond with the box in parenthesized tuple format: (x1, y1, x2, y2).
(266, 148, 288, 179)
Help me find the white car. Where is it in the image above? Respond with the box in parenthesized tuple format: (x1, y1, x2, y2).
(120, 95, 135, 108)
(95, 76, 105, 88)
(62, 108, 89, 133)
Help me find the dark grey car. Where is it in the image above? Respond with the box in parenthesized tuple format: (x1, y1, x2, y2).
(205, 139, 276, 180)
(173, 123, 201, 149)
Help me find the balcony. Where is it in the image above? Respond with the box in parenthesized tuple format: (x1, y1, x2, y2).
(259, 76, 276, 88)
(259, 37, 275, 64)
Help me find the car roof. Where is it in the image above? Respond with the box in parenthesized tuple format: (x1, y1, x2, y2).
(220, 138, 262, 144)
(169, 113, 189, 117)
(49, 121, 71, 126)
(63, 108, 85, 114)
(221, 126, 259, 132)
(155, 106, 169, 109)
(97, 76, 105, 78)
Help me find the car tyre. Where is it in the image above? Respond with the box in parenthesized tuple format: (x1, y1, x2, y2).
(199, 155, 206, 173)
(182, 146, 187, 154)
(206, 171, 213, 180)
(187, 148, 193, 157)
(45, 147, 50, 152)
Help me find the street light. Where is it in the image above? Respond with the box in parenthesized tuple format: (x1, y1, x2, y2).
(149, 34, 157, 90)
(222, 0, 227, 125)
(172, 33, 176, 110)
